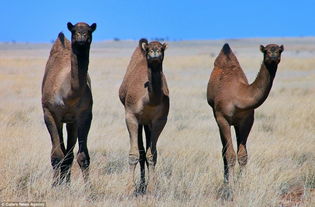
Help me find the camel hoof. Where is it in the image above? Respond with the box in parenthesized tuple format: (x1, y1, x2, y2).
(238, 155, 248, 166)
(135, 182, 146, 195)
(217, 184, 233, 201)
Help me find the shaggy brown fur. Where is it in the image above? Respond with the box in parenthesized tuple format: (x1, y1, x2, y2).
(207, 43, 283, 183)
(41, 22, 96, 185)
(119, 38, 169, 194)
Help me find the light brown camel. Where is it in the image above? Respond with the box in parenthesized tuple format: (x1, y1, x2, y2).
(42, 22, 96, 185)
(119, 38, 169, 194)
(207, 43, 283, 183)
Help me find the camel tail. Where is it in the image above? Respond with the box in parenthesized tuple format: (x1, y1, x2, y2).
(214, 43, 240, 69)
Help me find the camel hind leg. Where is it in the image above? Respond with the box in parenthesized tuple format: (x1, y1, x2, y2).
(77, 111, 92, 183)
(146, 117, 167, 194)
(235, 111, 254, 168)
(142, 125, 151, 192)
(138, 124, 146, 193)
(60, 122, 78, 184)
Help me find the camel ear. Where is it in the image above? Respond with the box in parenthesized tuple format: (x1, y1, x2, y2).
(260, 45, 265, 53)
(162, 43, 168, 51)
(280, 45, 284, 53)
(67, 22, 74, 32)
(90, 23, 97, 32)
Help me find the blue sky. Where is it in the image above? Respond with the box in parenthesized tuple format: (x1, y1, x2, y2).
(2, 0, 315, 42)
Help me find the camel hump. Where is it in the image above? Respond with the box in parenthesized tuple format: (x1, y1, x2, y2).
(222, 43, 231, 55)
(50, 32, 70, 55)
(57, 32, 65, 45)
(214, 43, 240, 69)
(55, 32, 67, 48)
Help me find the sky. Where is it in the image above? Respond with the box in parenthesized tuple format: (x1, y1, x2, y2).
(2, 0, 315, 42)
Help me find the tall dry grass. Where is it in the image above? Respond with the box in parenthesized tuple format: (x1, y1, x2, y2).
(0, 38, 314, 206)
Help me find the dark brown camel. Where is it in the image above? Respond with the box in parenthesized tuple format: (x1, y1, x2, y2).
(119, 38, 169, 194)
(207, 43, 283, 183)
(41, 22, 96, 185)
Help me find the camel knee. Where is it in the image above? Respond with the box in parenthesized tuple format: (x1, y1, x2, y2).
(146, 151, 156, 166)
(51, 157, 62, 170)
(77, 151, 90, 170)
(51, 150, 65, 169)
(224, 151, 236, 168)
(238, 153, 248, 166)
(237, 146, 248, 166)
(128, 153, 139, 165)
(227, 156, 236, 168)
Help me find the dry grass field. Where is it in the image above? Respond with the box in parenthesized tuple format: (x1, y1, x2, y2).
(0, 38, 314, 206)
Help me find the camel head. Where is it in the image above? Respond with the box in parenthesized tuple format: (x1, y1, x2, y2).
(140, 39, 167, 65)
(260, 44, 284, 65)
(67, 22, 97, 48)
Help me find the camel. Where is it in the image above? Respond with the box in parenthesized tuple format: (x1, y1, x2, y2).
(207, 43, 283, 183)
(119, 38, 169, 194)
(41, 22, 96, 185)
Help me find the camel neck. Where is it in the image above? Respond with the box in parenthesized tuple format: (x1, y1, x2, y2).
(70, 46, 90, 95)
(147, 62, 163, 105)
(246, 62, 277, 109)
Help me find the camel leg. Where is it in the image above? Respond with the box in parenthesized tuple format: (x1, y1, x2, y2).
(56, 125, 66, 185)
(235, 112, 254, 169)
(77, 111, 92, 183)
(43, 108, 65, 186)
(143, 125, 151, 192)
(144, 125, 151, 159)
(60, 122, 78, 184)
(138, 124, 146, 193)
(215, 113, 236, 184)
(146, 118, 167, 194)
(125, 112, 139, 195)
